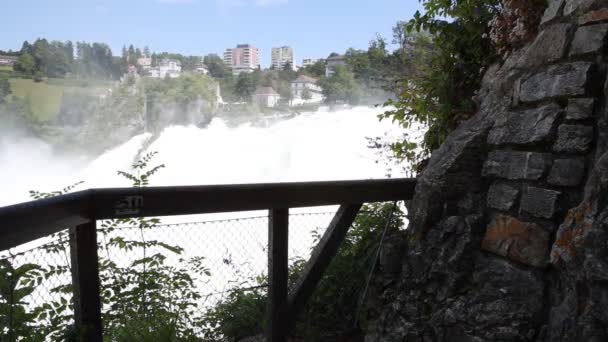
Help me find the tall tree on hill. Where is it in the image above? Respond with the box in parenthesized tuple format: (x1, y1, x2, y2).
(128, 45, 136, 65)
(143, 46, 151, 58)
(301, 59, 326, 78)
(65, 41, 74, 64)
(0, 79, 11, 103)
(234, 71, 261, 102)
(204, 54, 230, 78)
(31, 39, 51, 74)
(121, 46, 128, 62)
(318, 65, 361, 104)
(13, 53, 36, 76)
(46, 42, 71, 78)
(20, 41, 31, 54)
(392, 20, 410, 52)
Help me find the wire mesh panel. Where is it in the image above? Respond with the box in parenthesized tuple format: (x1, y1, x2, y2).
(0, 211, 335, 339)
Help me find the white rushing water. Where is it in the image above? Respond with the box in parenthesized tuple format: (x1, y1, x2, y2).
(2, 106, 407, 208)
(1, 105, 414, 312)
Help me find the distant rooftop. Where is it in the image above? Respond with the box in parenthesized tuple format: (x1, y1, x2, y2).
(255, 87, 280, 96)
(326, 54, 345, 61)
(293, 75, 318, 84)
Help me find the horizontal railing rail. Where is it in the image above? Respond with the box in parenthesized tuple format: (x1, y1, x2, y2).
(0, 177, 417, 342)
(0, 178, 416, 251)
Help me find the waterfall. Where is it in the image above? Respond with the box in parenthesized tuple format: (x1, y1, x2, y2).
(1, 106, 407, 208)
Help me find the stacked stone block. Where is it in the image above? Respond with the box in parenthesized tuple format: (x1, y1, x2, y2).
(365, 1, 608, 341)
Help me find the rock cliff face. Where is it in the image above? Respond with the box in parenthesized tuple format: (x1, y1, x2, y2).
(365, 1, 608, 341)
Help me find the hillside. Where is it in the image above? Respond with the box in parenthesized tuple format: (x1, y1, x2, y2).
(7, 77, 113, 121)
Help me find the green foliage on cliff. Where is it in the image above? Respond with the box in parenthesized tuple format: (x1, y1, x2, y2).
(381, 0, 501, 170)
(318, 65, 362, 105)
(202, 202, 404, 340)
(0, 153, 209, 341)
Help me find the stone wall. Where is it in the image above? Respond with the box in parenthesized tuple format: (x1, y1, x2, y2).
(365, 1, 608, 341)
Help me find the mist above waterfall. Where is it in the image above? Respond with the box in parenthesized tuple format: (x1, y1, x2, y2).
(2, 106, 407, 208)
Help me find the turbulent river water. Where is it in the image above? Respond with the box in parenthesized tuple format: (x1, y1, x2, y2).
(2, 106, 407, 208)
(1, 105, 413, 311)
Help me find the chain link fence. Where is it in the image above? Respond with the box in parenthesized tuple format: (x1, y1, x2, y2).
(0, 211, 338, 339)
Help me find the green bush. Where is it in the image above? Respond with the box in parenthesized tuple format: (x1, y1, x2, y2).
(201, 202, 404, 341)
(381, 0, 501, 171)
(0, 153, 209, 341)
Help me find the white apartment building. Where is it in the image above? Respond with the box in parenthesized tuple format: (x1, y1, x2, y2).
(149, 58, 182, 78)
(137, 57, 152, 70)
(223, 44, 260, 75)
(291, 75, 323, 105)
(271, 46, 295, 70)
(301, 58, 321, 67)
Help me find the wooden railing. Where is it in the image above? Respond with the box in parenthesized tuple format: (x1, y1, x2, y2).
(0, 178, 417, 342)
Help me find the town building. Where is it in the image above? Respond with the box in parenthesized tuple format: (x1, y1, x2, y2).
(271, 46, 295, 70)
(195, 63, 209, 75)
(223, 44, 260, 75)
(254, 87, 281, 108)
(137, 57, 152, 70)
(302, 58, 321, 68)
(325, 54, 346, 77)
(291, 75, 324, 105)
(149, 58, 182, 78)
(0, 55, 18, 66)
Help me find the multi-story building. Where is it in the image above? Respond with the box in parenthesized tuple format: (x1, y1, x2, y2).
(271, 46, 295, 70)
(137, 57, 152, 70)
(149, 58, 182, 78)
(254, 87, 281, 108)
(291, 75, 323, 105)
(301, 58, 321, 68)
(223, 44, 260, 75)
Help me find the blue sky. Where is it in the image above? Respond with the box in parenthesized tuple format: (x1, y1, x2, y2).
(1, 0, 424, 67)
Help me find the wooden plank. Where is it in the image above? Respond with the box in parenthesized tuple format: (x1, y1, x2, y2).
(0, 178, 417, 251)
(69, 221, 103, 342)
(90, 178, 416, 219)
(268, 208, 289, 342)
(287, 204, 362, 328)
(0, 191, 91, 251)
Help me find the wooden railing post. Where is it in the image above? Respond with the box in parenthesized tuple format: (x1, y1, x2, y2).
(268, 208, 289, 342)
(69, 221, 103, 341)
(287, 204, 362, 328)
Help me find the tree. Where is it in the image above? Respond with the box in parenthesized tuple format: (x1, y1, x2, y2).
(301, 59, 326, 78)
(128, 45, 136, 64)
(318, 65, 361, 104)
(46, 42, 72, 78)
(31, 39, 51, 74)
(143, 46, 151, 58)
(392, 20, 410, 51)
(234, 72, 260, 102)
(65, 41, 74, 64)
(13, 53, 36, 75)
(381, 0, 504, 170)
(0, 79, 11, 103)
(201, 203, 404, 339)
(204, 54, 230, 78)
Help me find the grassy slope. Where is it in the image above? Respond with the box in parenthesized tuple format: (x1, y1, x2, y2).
(8, 78, 113, 122)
